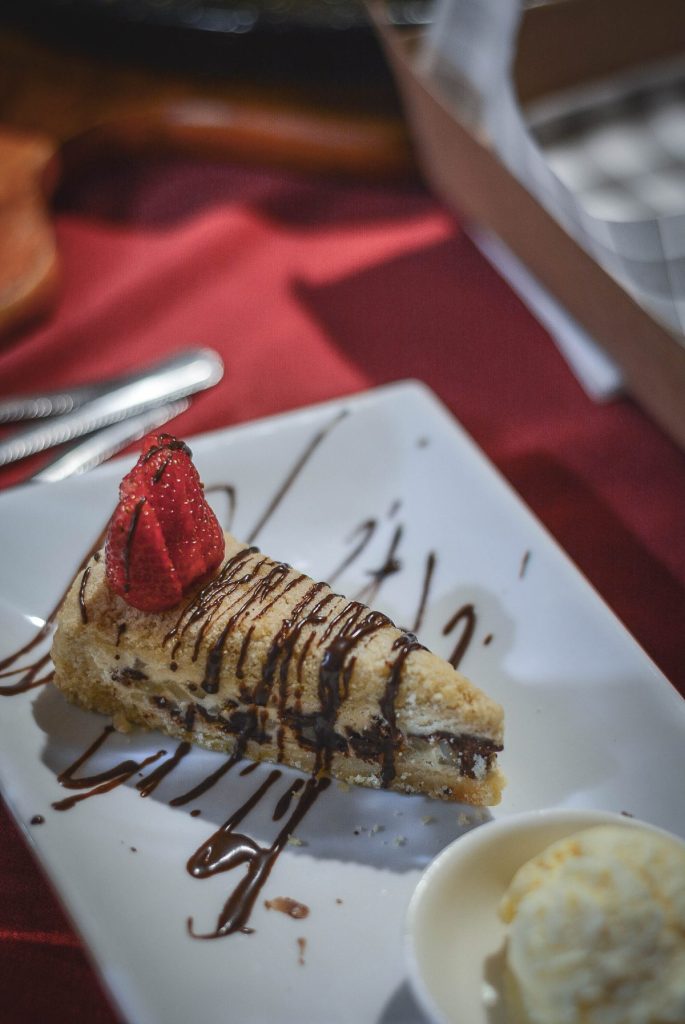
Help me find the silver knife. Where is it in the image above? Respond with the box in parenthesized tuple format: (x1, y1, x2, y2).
(0, 348, 223, 467)
(30, 399, 190, 483)
(0, 385, 103, 424)
(0, 349, 220, 424)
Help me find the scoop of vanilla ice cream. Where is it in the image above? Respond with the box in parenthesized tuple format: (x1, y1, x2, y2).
(498, 824, 685, 1024)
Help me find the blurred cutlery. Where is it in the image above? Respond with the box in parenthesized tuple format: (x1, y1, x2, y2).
(0, 348, 222, 467)
(30, 398, 190, 483)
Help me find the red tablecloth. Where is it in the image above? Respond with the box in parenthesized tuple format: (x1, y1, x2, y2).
(1, 155, 684, 1023)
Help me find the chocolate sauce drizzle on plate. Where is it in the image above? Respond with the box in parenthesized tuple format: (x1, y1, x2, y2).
(170, 752, 239, 807)
(412, 551, 436, 634)
(327, 518, 377, 586)
(136, 741, 192, 798)
(52, 725, 166, 811)
(2, 410, 493, 941)
(519, 549, 531, 579)
(354, 524, 403, 606)
(443, 603, 477, 671)
(186, 773, 329, 938)
(246, 410, 348, 545)
(264, 896, 309, 919)
(0, 527, 106, 697)
(0, 649, 54, 697)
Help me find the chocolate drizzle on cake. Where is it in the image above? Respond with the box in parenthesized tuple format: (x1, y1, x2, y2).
(257, 583, 332, 736)
(154, 546, 471, 793)
(142, 546, 445, 794)
(378, 632, 424, 785)
(164, 545, 259, 664)
(194, 559, 302, 695)
(315, 604, 391, 771)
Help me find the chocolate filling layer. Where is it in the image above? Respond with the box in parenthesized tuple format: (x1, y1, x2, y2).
(146, 693, 500, 783)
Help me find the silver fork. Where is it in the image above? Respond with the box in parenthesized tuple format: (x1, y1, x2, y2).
(29, 399, 191, 483)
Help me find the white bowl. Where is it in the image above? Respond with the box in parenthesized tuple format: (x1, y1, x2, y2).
(404, 808, 680, 1024)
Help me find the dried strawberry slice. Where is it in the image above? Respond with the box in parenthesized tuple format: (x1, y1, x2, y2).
(105, 434, 225, 612)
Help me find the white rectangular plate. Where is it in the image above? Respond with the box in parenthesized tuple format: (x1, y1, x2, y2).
(1, 381, 683, 1024)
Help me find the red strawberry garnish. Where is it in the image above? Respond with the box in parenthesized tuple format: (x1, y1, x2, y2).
(105, 434, 225, 612)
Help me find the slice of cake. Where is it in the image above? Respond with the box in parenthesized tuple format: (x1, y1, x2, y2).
(51, 434, 505, 805)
